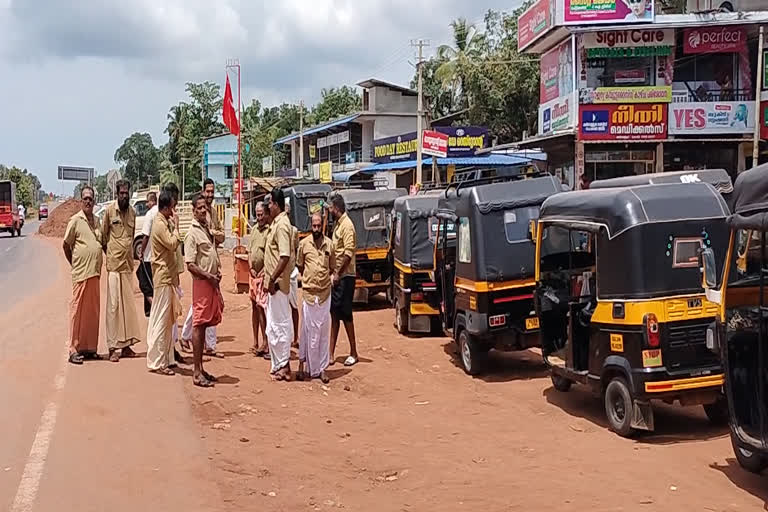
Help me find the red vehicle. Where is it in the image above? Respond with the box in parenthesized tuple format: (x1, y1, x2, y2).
(38, 203, 48, 220)
(0, 181, 23, 237)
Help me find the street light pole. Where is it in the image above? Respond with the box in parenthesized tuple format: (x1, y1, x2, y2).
(411, 39, 430, 187)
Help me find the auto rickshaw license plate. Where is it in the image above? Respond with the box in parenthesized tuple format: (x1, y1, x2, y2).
(373, 273, 381, 282)
(525, 317, 540, 330)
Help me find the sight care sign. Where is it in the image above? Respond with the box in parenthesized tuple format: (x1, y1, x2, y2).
(564, 0, 654, 25)
(669, 102, 754, 135)
(579, 103, 667, 140)
(684, 26, 747, 54)
(583, 28, 674, 58)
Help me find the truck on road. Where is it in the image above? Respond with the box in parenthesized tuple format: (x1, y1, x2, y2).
(0, 181, 23, 237)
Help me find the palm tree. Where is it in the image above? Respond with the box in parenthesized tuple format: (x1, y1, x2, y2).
(165, 103, 190, 162)
(435, 18, 485, 109)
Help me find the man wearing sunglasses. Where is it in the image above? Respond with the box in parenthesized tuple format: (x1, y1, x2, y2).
(63, 185, 104, 365)
(622, 0, 651, 20)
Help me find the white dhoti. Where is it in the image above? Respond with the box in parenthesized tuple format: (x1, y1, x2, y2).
(289, 267, 299, 309)
(106, 271, 142, 350)
(266, 290, 293, 372)
(146, 285, 180, 370)
(181, 305, 217, 350)
(300, 296, 331, 378)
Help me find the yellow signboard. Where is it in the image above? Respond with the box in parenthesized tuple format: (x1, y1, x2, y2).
(642, 349, 663, 368)
(319, 161, 332, 183)
(309, 145, 316, 159)
(582, 86, 673, 104)
(610, 333, 624, 352)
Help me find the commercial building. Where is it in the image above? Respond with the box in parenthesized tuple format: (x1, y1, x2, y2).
(517, 0, 768, 188)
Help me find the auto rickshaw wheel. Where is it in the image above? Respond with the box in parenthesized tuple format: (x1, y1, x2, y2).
(703, 395, 729, 426)
(604, 377, 636, 437)
(394, 299, 407, 334)
(551, 374, 572, 392)
(731, 431, 768, 474)
(458, 329, 486, 376)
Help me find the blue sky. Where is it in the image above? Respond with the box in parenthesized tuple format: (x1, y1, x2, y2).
(0, 0, 518, 193)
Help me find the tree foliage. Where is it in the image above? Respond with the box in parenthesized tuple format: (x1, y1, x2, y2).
(114, 132, 162, 189)
(0, 164, 41, 207)
(310, 86, 361, 125)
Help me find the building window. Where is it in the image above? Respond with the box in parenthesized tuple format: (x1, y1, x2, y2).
(225, 165, 234, 179)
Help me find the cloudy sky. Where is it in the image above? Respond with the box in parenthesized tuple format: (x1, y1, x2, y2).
(0, 0, 520, 193)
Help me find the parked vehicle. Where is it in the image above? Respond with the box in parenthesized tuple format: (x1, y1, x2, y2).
(329, 188, 407, 302)
(0, 181, 23, 237)
(590, 168, 734, 202)
(535, 182, 730, 437)
(391, 191, 455, 334)
(282, 182, 332, 237)
(38, 203, 49, 220)
(700, 163, 768, 472)
(434, 175, 562, 375)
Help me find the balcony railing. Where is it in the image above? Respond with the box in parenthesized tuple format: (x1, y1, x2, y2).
(672, 86, 753, 103)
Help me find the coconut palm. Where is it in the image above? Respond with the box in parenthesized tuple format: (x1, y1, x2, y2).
(435, 18, 485, 109)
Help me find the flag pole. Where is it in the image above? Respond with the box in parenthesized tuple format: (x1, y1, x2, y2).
(237, 61, 242, 246)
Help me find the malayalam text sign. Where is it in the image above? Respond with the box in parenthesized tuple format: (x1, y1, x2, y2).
(422, 130, 449, 158)
(580, 86, 672, 104)
(684, 26, 747, 54)
(518, 0, 553, 51)
(564, 0, 654, 25)
(669, 102, 755, 135)
(579, 103, 668, 141)
(539, 96, 574, 135)
(319, 161, 332, 183)
(373, 126, 488, 163)
(540, 38, 574, 104)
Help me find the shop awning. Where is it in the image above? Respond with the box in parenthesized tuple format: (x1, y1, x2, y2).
(361, 160, 422, 172)
(331, 170, 362, 182)
(274, 113, 361, 145)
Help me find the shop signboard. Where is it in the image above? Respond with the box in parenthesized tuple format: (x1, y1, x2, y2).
(539, 96, 574, 135)
(564, 0, 654, 25)
(373, 132, 418, 163)
(422, 130, 449, 158)
(262, 155, 273, 174)
(580, 86, 672, 104)
(684, 26, 746, 54)
(669, 101, 755, 135)
(764, 51, 768, 90)
(540, 38, 574, 104)
(583, 28, 673, 58)
(317, 130, 350, 149)
(762, 101, 768, 140)
(579, 103, 668, 141)
(518, 0, 554, 51)
(319, 161, 332, 183)
(373, 126, 488, 163)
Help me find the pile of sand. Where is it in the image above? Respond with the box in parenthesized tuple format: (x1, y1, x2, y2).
(38, 199, 81, 238)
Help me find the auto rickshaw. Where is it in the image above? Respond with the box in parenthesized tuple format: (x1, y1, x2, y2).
(330, 188, 407, 301)
(391, 191, 455, 334)
(282, 182, 333, 237)
(434, 175, 562, 375)
(535, 182, 730, 437)
(700, 163, 768, 472)
(590, 168, 734, 201)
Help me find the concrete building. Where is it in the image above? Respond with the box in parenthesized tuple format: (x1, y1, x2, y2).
(203, 134, 237, 197)
(516, 1, 768, 189)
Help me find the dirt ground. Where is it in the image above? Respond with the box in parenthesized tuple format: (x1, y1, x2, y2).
(178, 253, 767, 512)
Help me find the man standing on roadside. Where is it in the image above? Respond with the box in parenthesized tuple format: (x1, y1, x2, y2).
(181, 178, 224, 357)
(146, 190, 182, 376)
(185, 194, 224, 388)
(297, 213, 334, 383)
(102, 179, 141, 362)
(248, 201, 270, 358)
(63, 185, 103, 365)
(137, 192, 157, 317)
(328, 193, 359, 367)
(263, 189, 295, 380)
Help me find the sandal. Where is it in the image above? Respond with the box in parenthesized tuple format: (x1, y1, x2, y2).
(320, 372, 330, 384)
(202, 371, 218, 382)
(68, 353, 84, 365)
(193, 376, 214, 388)
(109, 350, 120, 363)
(121, 347, 137, 358)
(343, 356, 358, 367)
(83, 352, 103, 361)
(205, 350, 225, 359)
(150, 368, 175, 376)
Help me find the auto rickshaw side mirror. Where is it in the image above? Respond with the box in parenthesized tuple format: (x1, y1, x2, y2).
(699, 247, 718, 290)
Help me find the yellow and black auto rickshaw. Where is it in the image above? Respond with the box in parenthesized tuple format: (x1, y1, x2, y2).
(700, 164, 768, 472)
(282, 182, 333, 237)
(535, 182, 731, 437)
(434, 175, 562, 375)
(391, 191, 455, 334)
(330, 188, 406, 301)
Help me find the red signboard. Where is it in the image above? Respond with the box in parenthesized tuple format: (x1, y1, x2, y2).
(518, 0, 552, 51)
(684, 26, 747, 54)
(422, 130, 449, 158)
(762, 101, 768, 140)
(579, 104, 668, 141)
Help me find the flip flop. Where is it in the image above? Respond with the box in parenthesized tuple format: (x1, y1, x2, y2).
(205, 351, 225, 359)
(344, 356, 358, 367)
(193, 376, 214, 388)
(68, 353, 84, 365)
(203, 371, 218, 382)
(150, 368, 175, 376)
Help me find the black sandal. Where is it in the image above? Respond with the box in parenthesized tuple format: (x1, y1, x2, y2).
(194, 376, 214, 388)
(150, 368, 175, 376)
(68, 353, 84, 365)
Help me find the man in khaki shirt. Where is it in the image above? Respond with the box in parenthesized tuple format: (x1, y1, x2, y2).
(181, 178, 222, 357)
(102, 179, 141, 362)
(146, 190, 182, 375)
(329, 193, 359, 367)
(248, 201, 270, 357)
(297, 213, 335, 383)
(63, 185, 103, 365)
(263, 188, 295, 380)
(184, 194, 224, 388)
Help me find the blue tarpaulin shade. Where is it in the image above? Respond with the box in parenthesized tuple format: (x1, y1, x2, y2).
(360, 154, 531, 173)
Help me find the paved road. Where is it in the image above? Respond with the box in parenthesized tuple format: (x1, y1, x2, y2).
(0, 220, 223, 511)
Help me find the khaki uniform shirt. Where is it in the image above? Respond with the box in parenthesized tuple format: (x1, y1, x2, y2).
(102, 201, 136, 273)
(206, 203, 225, 245)
(184, 219, 221, 278)
(298, 235, 334, 304)
(248, 223, 269, 274)
(64, 210, 103, 284)
(264, 211, 294, 293)
(151, 212, 181, 287)
(332, 212, 356, 278)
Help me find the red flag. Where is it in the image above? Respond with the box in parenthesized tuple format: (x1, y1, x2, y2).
(223, 75, 240, 136)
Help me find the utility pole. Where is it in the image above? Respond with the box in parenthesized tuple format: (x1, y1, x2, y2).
(180, 158, 187, 200)
(299, 100, 304, 179)
(411, 39, 430, 186)
(753, 25, 765, 169)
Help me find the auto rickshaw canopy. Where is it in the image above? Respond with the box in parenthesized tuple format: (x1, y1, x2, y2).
(590, 169, 733, 196)
(392, 193, 443, 270)
(728, 163, 768, 230)
(281, 182, 332, 233)
(330, 188, 407, 250)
